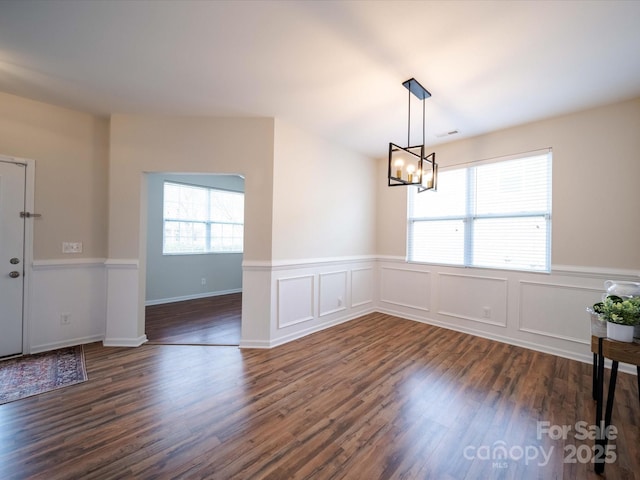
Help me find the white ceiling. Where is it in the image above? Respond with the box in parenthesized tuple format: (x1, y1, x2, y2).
(1, 0, 639, 158)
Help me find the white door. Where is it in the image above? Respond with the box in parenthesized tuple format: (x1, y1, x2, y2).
(0, 159, 26, 358)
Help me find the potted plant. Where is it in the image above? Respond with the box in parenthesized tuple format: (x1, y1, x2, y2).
(597, 295, 640, 342)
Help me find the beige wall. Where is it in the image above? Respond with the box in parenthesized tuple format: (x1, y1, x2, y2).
(272, 119, 376, 260)
(377, 97, 640, 271)
(107, 115, 276, 342)
(376, 158, 408, 258)
(0, 92, 108, 260)
(108, 115, 275, 261)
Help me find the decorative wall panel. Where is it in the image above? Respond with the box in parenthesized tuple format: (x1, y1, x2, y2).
(319, 271, 347, 317)
(439, 273, 507, 327)
(351, 267, 374, 307)
(519, 281, 602, 344)
(380, 267, 430, 311)
(277, 274, 315, 328)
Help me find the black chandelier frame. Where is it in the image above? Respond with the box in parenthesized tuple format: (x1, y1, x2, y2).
(387, 78, 438, 193)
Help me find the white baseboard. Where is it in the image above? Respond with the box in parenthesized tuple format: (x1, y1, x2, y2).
(145, 289, 242, 306)
(240, 308, 375, 350)
(30, 334, 104, 354)
(238, 339, 271, 349)
(103, 335, 148, 348)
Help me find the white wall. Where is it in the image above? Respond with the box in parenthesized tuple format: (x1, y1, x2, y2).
(30, 259, 106, 353)
(145, 173, 244, 304)
(241, 258, 375, 348)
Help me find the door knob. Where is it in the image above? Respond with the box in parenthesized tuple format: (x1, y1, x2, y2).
(9, 271, 20, 278)
(10, 258, 20, 264)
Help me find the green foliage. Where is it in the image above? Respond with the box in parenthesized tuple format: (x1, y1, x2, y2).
(599, 296, 640, 325)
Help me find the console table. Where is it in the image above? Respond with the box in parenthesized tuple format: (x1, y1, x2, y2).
(590, 331, 640, 474)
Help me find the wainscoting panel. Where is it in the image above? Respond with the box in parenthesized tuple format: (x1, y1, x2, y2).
(239, 265, 273, 348)
(351, 267, 374, 308)
(319, 271, 347, 317)
(380, 267, 430, 311)
(438, 273, 508, 327)
(375, 258, 639, 369)
(262, 257, 376, 347)
(26, 254, 638, 375)
(30, 259, 107, 353)
(519, 281, 603, 344)
(104, 259, 147, 347)
(277, 274, 315, 328)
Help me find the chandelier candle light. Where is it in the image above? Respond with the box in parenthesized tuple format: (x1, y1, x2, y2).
(388, 78, 438, 193)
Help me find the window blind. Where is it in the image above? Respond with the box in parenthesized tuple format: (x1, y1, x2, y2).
(408, 151, 552, 272)
(163, 182, 244, 254)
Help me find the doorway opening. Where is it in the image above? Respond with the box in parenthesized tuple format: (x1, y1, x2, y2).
(143, 173, 244, 346)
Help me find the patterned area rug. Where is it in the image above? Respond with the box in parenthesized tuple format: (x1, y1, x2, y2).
(0, 346, 88, 405)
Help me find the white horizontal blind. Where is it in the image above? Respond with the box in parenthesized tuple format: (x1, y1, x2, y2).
(408, 151, 551, 272)
(163, 182, 244, 254)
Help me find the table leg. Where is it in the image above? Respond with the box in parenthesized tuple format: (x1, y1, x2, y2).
(604, 361, 618, 429)
(592, 352, 598, 400)
(594, 339, 605, 475)
(637, 366, 639, 405)
(595, 360, 619, 475)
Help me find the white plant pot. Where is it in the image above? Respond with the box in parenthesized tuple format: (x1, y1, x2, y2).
(606, 322, 635, 342)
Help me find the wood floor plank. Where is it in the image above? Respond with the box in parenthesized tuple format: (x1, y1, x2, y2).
(0, 312, 638, 479)
(145, 293, 241, 345)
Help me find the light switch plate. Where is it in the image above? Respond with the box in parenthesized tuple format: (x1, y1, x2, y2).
(62, 242, 83, 254)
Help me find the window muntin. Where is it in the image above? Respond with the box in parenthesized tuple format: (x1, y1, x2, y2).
(163, 182, 244, 254)
(408, 152, 551, 272)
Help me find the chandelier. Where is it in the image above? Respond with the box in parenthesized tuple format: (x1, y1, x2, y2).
(388, 78, 438, 193)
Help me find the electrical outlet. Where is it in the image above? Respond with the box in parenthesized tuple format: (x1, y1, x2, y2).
(337, 296, 343, 306)
(201, 277, 207, 285)
(60, 313, 71, 325)
(482, 307, 491, 319)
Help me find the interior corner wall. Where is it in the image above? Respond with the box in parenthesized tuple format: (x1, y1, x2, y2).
(254, 120, 377, 348)
(375, 156, 408, 258)
(106, 115, 275, 346)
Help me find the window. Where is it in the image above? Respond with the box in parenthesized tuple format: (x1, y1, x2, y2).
(163, 182, 244, 254)
(408, 151, 551, 272)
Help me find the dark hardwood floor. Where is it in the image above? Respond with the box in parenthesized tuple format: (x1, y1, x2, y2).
(145, 293, 241, 345)
(1, 313, 638, 479)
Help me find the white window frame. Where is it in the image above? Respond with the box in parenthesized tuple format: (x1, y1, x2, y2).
(162, 181, 244, 255)
(407, 149, 552, 273)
